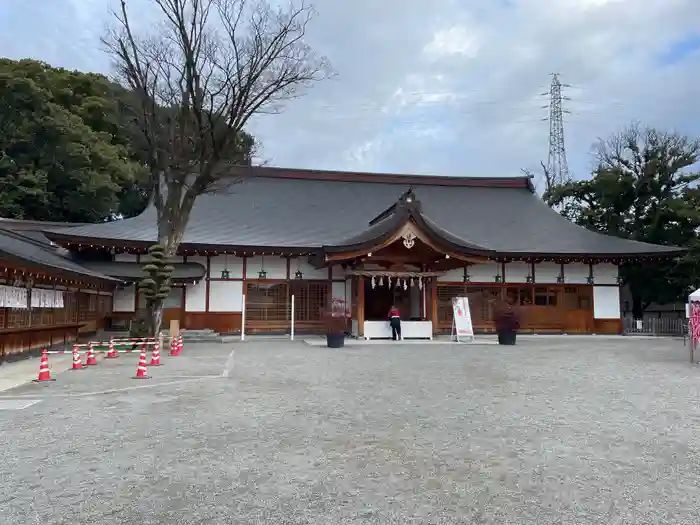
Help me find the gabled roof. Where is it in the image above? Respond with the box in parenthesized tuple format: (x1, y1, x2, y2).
(321, 188, 492, 257)
(0, 228, 119, 282)
(41, 166, 683, 258)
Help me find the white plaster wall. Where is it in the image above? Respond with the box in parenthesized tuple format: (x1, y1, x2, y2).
(593, 286, 621, 319)
(114, 253, 137, 262)
(345, 279, 353, 311)
(564, 263, 590, 284)
(331, 265, 345, 279)
(593, 263, 618, 285)
(293, 258, 327, 279)
(504, 262, 531, 283)
(331, 282, 346, 304)
(163, 287, 183, 309)
(468, 262, 501, 283)
(246, 256, 287, 279)
(209, 255, 243, 278)
(438, 268, 463, 282)
(113, 285, 135, 312)
(534, 262, 561, 283)
(209, 280, 244, 312)
(185, 281, 207, 312)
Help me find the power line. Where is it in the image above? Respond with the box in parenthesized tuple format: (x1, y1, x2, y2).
(543, 73, 571, 186)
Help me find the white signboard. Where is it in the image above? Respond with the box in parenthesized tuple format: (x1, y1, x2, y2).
(451, 296, 474, 343)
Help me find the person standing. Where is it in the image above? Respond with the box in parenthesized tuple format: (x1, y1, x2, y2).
(388, 304, 402, 341)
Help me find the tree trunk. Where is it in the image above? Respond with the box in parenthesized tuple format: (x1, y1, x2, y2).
(631, 294, 645, 319)
(147, 176, 194, 337)
(150, 304, 163, 338)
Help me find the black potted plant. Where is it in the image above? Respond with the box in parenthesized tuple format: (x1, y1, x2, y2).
(494, 296, 521, 345)
(321, 297, 349, 348)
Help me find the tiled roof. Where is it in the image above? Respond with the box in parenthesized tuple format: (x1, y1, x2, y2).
(0, 228, 118, 281)
(80, 261, 206, 281)
(44, 170, 682, 257)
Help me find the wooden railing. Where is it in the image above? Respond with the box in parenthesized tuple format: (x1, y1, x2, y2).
(0, 323, 84, 360)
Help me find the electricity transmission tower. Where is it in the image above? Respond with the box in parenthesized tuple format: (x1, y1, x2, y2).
(543, 73, 571, 187)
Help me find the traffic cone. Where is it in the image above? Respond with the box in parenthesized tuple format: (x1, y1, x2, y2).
(169, 336, 178, 356)
(149, 342, 162, 366)
(133, 349, 150, 379)
(85, 342, 98, 366)
(33, 349, 55, 382)
(71, 344, 84, 370)
(177, 335, 184, 355)
(105, 338, 119, 359)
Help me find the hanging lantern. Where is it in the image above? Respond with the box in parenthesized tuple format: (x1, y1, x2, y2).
(371, 276, 376, 289)
(221, 253, 230, 279)
(388, 276, 392, 287)
(258, 254, 267, 279)
(418, 277, 423, 290)
(402, 279, 407, 291)
(378, 276, 384, 287)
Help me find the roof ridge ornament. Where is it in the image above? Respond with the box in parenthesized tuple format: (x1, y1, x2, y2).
(402, 231, 416, 249)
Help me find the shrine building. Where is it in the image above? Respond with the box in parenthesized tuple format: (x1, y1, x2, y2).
(33, 166, 680, 338)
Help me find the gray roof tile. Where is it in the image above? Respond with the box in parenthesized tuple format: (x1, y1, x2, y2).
(45, 173, 681, 257)
(0, 228, 118, 281)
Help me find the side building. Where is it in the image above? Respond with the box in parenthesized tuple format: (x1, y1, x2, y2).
(0, 221, 118, 359)
(43, 167, 681, 337)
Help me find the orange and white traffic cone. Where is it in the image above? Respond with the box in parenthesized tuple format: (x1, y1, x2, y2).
(133, 349, 150, 379)
(85, 342, 98, 366)
(169, 336, 178, 356)
(105, 338, 118, 359)
(71, 344, 84, 370)
(177, 335, 184, 355)
(149, 342, 162, 366)
(33, 349, 55, 382)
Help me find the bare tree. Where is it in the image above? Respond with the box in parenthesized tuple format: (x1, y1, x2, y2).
(102, 0, 331, 334)
(521, 161, 566, 212)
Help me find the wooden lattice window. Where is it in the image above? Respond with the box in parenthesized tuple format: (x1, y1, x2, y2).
(98, 295, 111, 315)
(289, 281, 329, 321)
(40, 308, 55, 326)
(504, 286, 533, 306)
(534, 287, 558, 306)
(6, 308, 29, 328)
(30, 308, 41, 326)
(65, 293, 78, 323)
(246, 283, 289, 321)
(467, 286, 502, 323)
(78, 293, 90, 321)
(562, 286, 591, 310)
(437, 284, 468, 324)
(438, 284, 503, 324)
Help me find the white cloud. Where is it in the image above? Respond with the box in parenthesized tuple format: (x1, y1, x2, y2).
(423, 26, 481, 59)
(1, 0, 699, 180)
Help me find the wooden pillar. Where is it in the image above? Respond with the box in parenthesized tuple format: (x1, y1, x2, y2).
(430, 279, 438, 335)
(357, 276, 365, 337)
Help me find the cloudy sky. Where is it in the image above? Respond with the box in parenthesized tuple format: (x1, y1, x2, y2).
(1, 0, 699, 186)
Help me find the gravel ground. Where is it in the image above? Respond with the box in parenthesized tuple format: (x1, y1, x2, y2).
(0, 338, 699, 524)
